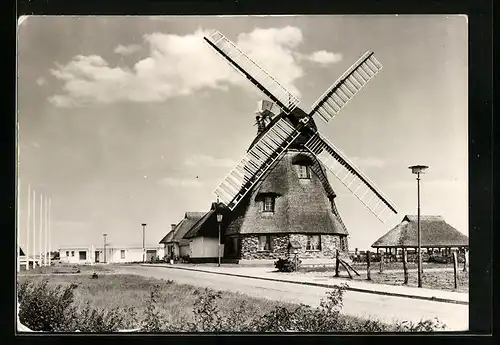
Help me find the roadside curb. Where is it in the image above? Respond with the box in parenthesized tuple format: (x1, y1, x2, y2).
(140, 264, 468, 306)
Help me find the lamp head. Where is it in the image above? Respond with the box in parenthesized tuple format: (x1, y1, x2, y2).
(216, 213, 223, 223)
(141, 223, 147, 227)
(409, 165, 429, 174)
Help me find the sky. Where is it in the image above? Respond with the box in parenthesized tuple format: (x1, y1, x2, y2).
(16, 15, 468, 252)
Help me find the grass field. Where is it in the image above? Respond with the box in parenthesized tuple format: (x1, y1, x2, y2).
(18, 270, 451, 332)
(17, 273, 304, 329)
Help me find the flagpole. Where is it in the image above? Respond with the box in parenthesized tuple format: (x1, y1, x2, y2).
(32, 190, 36, 268)
(44, 195, 48, 266)
(48, 197, 51, 267)
(26, 184, 31, 270)
(39, 193, 43, 268)
(17, 178, 21, 273)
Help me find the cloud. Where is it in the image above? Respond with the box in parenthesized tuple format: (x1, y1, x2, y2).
(305, 50, 343, 65)
(350, 156, 386, 169)
(184, 155, 236, 168)
(158, 177, 203, 188)
(49, 26, 339, 107)
(114, 44, 142, 55)
(36, 77, 47, 86)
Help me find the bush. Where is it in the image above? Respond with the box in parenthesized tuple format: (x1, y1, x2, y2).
(141, 285, 164, 332)
(394, 318, 446, 332)
(64, 302, 129, 332)
(275, 258, 301, 272)
(17, 280, 77, 331)
(428, 255, 450, 264)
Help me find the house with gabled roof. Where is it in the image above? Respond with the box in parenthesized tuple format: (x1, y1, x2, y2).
(182, 202, 231, 263)
(159, 212, 205, 260)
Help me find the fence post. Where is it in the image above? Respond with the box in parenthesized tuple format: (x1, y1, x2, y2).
(402, 248, 408, 285)
(335, 249, 340, 277)
(453, 251, 458, 289)
(366, 251, 371, 280)
(463, 248, 468, 272)
(379, 252, 384, 273)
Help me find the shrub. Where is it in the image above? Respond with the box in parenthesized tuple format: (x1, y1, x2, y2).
(275, 258, 301, 272)
(141, 285, 164, 332)
(190, 288, 224, 332)
(394, 318, 446, 332)
(64, 302, 128, 332)
(17, 280, 77, 331)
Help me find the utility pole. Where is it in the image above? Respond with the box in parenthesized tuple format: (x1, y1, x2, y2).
(141, 223, 147, 262)
(103, 233, 107, 263)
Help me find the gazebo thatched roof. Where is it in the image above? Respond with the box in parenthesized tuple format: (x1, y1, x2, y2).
(371, 215, 468, 248)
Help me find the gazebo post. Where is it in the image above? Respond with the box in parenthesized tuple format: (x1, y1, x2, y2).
(402, 248, 408, 284)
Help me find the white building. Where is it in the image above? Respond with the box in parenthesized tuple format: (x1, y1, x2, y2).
(59, 244, 164, 264)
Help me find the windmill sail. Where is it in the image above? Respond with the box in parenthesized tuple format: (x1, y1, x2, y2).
(204, 30, 300, 114)
(310, 51, 382, 123)
(214, 118, 301, 210)
(304, 133, 397, 223)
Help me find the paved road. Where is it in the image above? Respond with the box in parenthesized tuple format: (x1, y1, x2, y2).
(116, 265, 468, 331)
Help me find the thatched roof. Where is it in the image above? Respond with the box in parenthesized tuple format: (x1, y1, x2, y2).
(162, 212, 205, 245)
(183, 203, 231, 239)
(159, 230, 174, 244)
(225, 149, 348, 236)
(371, 215, 468, 248)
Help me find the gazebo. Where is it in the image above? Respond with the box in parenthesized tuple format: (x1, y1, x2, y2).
(371, 215, 468, 261)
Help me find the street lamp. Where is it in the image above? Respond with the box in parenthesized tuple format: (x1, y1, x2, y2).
(409, 165, 429, 288)
(141, 223, 147, 263)
(103, 233, 107, 263)
(216, 204, 223, 267)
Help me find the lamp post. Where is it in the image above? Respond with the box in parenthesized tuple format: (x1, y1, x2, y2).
(409, 165, 428, 288)
(103, 233, 107, 263)
(141, 223, 147, 263)
(217, 207, 222, 267)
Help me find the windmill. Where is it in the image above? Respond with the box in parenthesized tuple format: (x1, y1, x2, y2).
(204, 30, 398, 225)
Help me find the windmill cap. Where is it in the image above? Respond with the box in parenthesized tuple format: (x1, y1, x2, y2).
(255, 100, 280, 116)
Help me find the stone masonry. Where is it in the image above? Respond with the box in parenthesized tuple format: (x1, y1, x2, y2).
(240, 234, 348, 260)
(240, 234, 289, 260)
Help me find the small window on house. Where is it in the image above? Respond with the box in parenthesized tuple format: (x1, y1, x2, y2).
(306, 235, 321, 251)
(298, 164, 310, 179)
(66, 251, 69, 257)
(120, 250, 126, 259)
(263, 196, 275, 212)
(258, 235, 272, 251)
(71, 251, 75, 257)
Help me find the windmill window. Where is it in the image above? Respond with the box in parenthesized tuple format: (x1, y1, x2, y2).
(120, 250, 126, 259)
(263, 196, 275, 212)
(258, 235, 272, 251)
(306, 235, 321, 251)
(298, 165, 311, 179)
